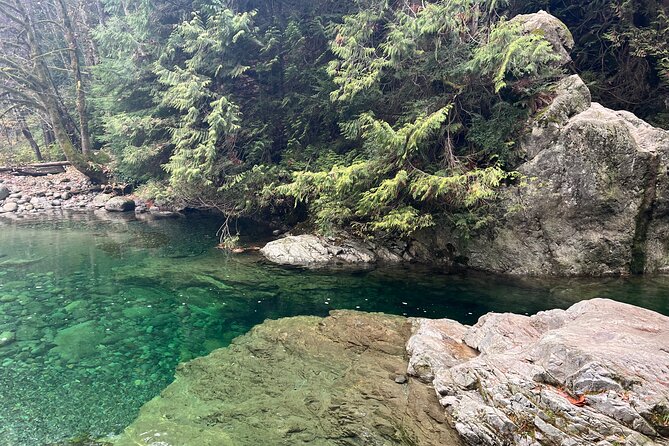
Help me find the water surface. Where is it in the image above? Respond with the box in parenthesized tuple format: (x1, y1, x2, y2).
(0, 212, 667, 445)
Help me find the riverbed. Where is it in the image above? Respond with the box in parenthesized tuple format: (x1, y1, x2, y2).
(1, 212, 668, 445)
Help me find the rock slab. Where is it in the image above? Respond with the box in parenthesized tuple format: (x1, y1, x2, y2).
(407, 298, 669, 445)
(114, 311, 462, 446)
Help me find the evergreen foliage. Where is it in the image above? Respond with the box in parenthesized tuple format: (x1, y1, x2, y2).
(5, 0, 666, 240)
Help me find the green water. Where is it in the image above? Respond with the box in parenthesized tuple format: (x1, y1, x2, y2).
(0, 212, 668, 445)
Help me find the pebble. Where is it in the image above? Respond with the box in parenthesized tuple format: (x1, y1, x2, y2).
(394, 375, 407, 384)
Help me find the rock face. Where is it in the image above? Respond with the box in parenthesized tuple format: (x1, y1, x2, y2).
(412, 73, 669, 276)
(104, 196, 135, 212)
(115, 311, 462, 446)
(260, 234, 401, 267)
(407, 299, 669, 445)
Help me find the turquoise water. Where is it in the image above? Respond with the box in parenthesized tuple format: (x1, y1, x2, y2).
(0, 212, 668, 445)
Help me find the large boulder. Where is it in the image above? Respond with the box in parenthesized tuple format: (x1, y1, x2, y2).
(415, 74, 669, 276)
(104, 196, 136, 212)
(114, 311, 463, 446)
(511, 10, 575, 66)
(407, 299, 669, 445)
(260, 234, 401, 267)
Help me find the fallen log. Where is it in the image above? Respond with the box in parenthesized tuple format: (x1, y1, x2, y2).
(27, 161, 70, 168)
(0, 161, 70, 175)
(9, 166, 66, 176)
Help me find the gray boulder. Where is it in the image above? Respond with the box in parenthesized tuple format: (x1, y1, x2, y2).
(511, 10, 575, 66)
(0, 185, 9, 201)
(407, 298, 669, 445)
(415, 74, 669, 276)
(104, 196, 136, 212)
(260, 234, 400, 267)
(91, 193, 113, 207)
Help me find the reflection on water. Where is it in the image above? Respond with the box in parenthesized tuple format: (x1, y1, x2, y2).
(0, 212, 667, 445)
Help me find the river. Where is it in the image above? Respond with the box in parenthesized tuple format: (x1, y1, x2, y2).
(0, 212, 667, 445)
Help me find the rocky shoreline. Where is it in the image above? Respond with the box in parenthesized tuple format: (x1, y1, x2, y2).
(0, 167, 175, 219)
(114, 299, 669, 446)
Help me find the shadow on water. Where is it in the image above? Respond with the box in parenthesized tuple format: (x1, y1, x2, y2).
(0, 212, 667, 445)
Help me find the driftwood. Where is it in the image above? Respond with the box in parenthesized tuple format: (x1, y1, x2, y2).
(0, 161, 70, 176)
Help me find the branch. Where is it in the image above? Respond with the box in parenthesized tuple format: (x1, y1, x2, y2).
(0, 0, 24, 25)
(0, 84, 42, 106)
(0, 57, 45, 88)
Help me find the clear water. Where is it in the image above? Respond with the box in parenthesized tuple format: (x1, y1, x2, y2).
(0, 212, 668, 445)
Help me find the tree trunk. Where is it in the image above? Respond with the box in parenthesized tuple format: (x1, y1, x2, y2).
(42, 123, 55, 146)
(12, 0, 107, 183)
(20, 120, 43, 161)
(57, 0, 92, 155)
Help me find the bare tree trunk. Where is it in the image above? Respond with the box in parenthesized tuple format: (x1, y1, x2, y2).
(75, 0, 100, 66)
(12, 0, 107, 183)
(57, 0, 92, 155)
(42, 122, 55, 146)
(19, 120, 43, 161)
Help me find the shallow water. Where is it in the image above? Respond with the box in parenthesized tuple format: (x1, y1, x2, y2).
(0, 212, 668, 445)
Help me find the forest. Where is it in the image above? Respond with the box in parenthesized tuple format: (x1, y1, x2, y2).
(1, 0, 668, 239)
(3, 2, 669, 445)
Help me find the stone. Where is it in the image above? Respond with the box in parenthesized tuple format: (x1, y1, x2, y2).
(104, 196, 136, 212)
(115, 311, 463, 446)
(407, 318, 477, 382)
(0, 331, 15, 347)
(511, 11, 575, 66)
(91, 193, 113, 207)
(50, 321, 105, 362)
(406, 299, 669, 446)
(0, 185, 9, 201)
(2, 202, 18, 212)
(260, 234, 389, 268)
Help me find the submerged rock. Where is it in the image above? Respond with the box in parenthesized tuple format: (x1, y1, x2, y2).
(407, 298, 669, 445)
(115, 311, 462, 446)
(260, 234, 401, 267)
(51, 321, 105, 362)
(0, 331, 15, 347)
